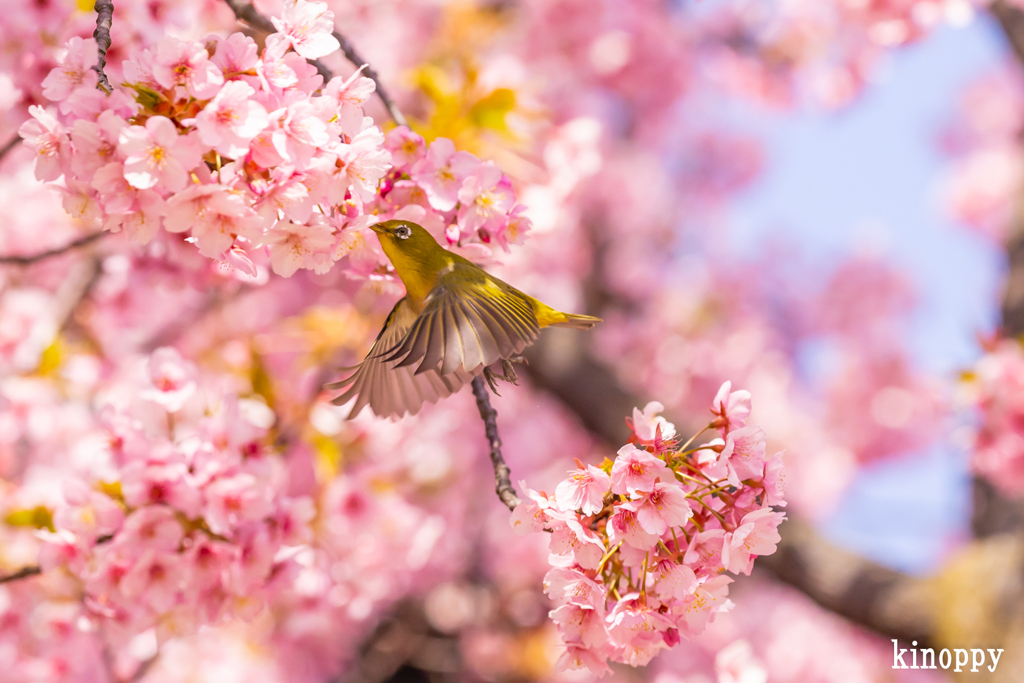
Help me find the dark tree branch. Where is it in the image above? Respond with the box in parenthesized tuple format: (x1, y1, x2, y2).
(470, 376, 520, 511)
(220, 0, 406, 126)
(0, 135, 21, 164)
(92, 0, 114, 93)
(0, 565, 41, 584)
(754, 519, 934, 645)
(0, 231, 106, 266)
(330, 31, 407, 127)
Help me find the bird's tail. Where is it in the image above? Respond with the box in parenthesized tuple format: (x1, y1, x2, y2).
(550, 313, 603, 330)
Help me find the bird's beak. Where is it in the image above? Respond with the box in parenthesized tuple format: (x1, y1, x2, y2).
(370, 223, 386, 235)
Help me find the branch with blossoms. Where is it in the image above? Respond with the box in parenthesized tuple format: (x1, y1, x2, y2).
(510, 384, 786, 674)
(222, 0, 406, 126)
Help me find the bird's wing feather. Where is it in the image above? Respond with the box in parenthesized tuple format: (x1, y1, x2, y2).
(382, 263, 540, 376)
(326, 298, 474, 419)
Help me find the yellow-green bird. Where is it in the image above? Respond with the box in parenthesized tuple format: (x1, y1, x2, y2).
(325, 219, 601, 418)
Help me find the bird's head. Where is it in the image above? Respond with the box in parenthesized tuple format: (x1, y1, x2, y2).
(370, 220, 452, 294)
(371, 220, 445, 260)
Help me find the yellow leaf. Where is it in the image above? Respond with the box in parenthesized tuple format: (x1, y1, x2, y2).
(5, 506, 54, 532)
(469, 88, 515, 131)
(96, 480, 123, 503)
(312, 433, 342, 480)
(35, 338, 62, 376)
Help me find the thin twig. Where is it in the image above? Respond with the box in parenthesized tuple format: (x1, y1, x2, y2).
(219, 0, 406, 126)
(0, 135, 21, 164)
(0, 231, 106, 266)
(0, 565, 41, 584)
(331, 31, 407, 127)
(92, 0, 114, 93)
(470, 376, 521, 511)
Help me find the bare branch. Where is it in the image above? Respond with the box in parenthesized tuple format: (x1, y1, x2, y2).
(470, 376, 521, 511)
(0, 231, 106, 266)
(92, 0, 114, 93)
(754, 518, 934, 645)
(220, 0, 406, 126)
(0, 565, 41, 584)
(331, 31, 408, 127)
(0, 135, 21, 165)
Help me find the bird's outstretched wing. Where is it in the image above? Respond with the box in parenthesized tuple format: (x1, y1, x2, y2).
(325, 298, 474, 419)
(380, 263, 541, 376)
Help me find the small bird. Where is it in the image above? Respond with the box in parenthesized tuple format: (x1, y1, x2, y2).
(326, 219, 601, 418)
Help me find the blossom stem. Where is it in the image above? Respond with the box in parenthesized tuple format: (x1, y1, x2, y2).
(0, 232, 106, 266)
(595, 540, 623, 576)
(676, 424, 711, 454)
(695, 498, 728, 527)
(0, 566, 41, 584)
(640, 552, 649, 604)
(470, 376, 521, 511)
(92, 0, 114, 94)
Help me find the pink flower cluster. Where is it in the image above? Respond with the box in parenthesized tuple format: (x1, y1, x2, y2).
(970, 338, 1024, 497)
(19, 1, 393, 277)
(36, 346, 314, 643)
(340, 127, 532, 282)
(510, 383, 786, 674)
(17, 0, 532, 283)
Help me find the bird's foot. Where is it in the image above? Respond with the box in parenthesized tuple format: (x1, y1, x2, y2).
(482, 356, 528, 395)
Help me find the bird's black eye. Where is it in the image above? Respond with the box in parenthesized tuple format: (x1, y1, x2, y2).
(395, 226, 411, 239)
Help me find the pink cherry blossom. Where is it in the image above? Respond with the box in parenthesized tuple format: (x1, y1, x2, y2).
(721, 425, 768, 483)
(203, 473, 273, 535)
(457, 161, 515, 233)
(711, 380, 752, 435)
(384, 126, 426, 170)
(69, 110, 127, 180)
(653, 559, 699, 601)
(152, 36, 224, 99)
(630, 401, 677, 444)
(117, 507, 184, 553)
(607, 507, 659, 550)
(610, 444, 672, 495)
(762, 451, 786, 506)
(410, 137, 480, 211)
(509, 482, 557, 535)
(53, 479, 124, 540)
(550, 603, 609, 650)
(261, 218, 335, 276)
(623, 481, 692, 536)
(41, 37, 98, 102)
(722, 509, 785, 576)
(193, 81, 269, 158)
(270, 0, 342, 60)
(544, 567, 606, 608)
(121, 460, 202, 517)
(683, 529, 726, 575)
(118, 116, 202, 193)
(212, 33, 260, 76)
(19, 105, 69, 181)
(120, 550, 185, 613)
(140, 346, 197, 412)
(550, 515, 606, 569)
(555, 463, 611, 515)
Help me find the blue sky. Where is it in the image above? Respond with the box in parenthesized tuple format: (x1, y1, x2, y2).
(732, 18, 1011, 572)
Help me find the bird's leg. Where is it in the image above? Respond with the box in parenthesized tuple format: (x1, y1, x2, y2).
(482, 355, 528, 395)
